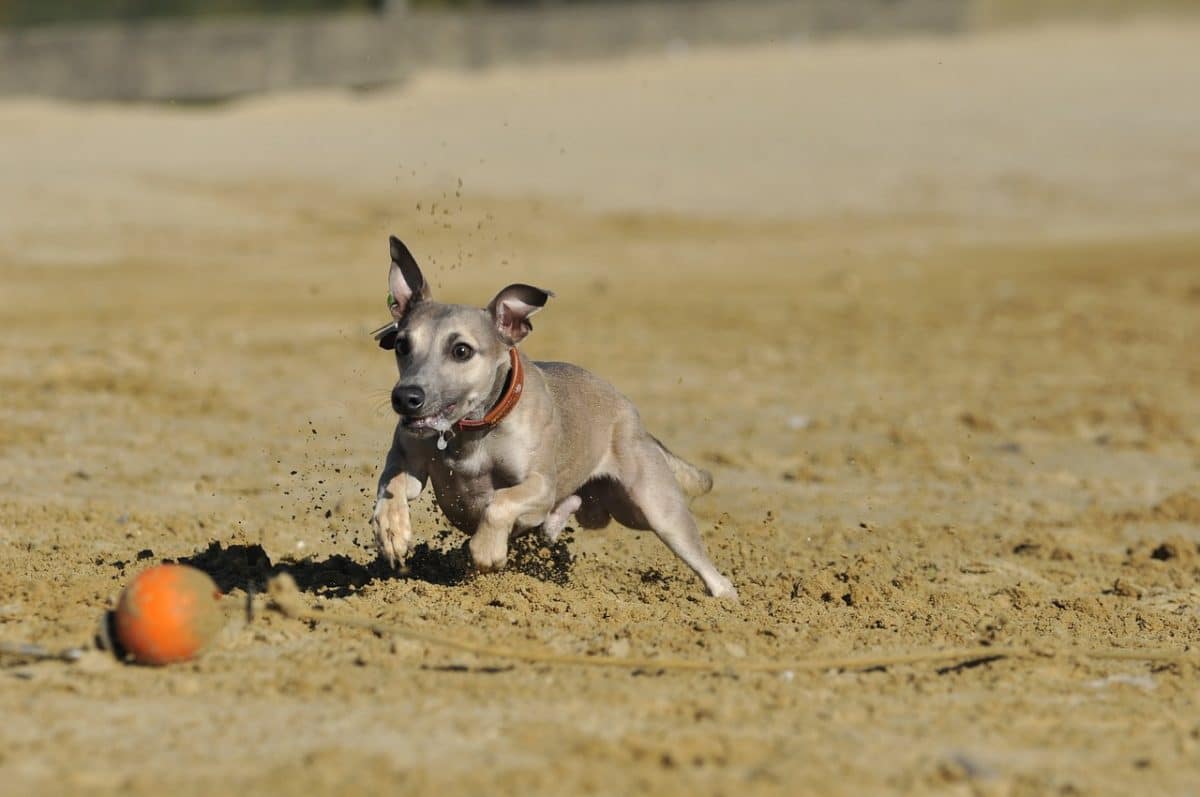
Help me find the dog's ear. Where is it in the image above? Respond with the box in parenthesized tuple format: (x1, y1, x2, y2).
(387, 236, 431, 321)
(487, 284, 553, 345)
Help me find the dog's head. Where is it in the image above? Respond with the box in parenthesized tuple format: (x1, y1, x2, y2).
(376, 236, 551, 436)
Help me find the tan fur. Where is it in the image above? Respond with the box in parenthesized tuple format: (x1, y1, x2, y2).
(654, 436, 714, 498)
(371, 237, 735, 598)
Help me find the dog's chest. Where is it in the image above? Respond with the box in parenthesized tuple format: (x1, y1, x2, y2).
(427, 442, 517, 531)
(436, 442, 492, 482)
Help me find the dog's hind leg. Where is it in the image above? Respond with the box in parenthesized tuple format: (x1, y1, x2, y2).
(542, 495, 582, 543)
(618, 439, 737, 599)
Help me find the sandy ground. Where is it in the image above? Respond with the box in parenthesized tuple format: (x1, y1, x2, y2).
(2, 18, 1200, 797)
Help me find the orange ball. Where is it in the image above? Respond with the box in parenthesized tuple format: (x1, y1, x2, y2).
(114, 564, 224, 665)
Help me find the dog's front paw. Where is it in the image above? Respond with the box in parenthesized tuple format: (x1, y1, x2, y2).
(468, 530, 509, 573)
(372, 496, 412, 569)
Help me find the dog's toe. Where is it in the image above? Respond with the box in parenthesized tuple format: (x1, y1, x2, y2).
(474, 558, 507, 573)
(707, 576, 739, 600)
(471, 553, 508, 573)
(468, 533, 509, 572)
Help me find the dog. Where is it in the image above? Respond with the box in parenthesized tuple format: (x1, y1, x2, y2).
(370, 236, 736, 598)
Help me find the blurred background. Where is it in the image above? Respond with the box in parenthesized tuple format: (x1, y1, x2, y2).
(3, 0, 1197, 101)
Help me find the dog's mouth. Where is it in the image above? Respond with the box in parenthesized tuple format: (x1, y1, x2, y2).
(401, 403, 458, 433)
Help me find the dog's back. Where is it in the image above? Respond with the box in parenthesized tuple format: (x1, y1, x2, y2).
(535, 360, 628, 495)
(535, 359, 713, 500)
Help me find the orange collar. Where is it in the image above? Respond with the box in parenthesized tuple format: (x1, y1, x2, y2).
(455, 348, 524, 432)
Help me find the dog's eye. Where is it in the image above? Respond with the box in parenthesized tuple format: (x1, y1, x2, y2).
(451, 342, 474, 362)
(395, 336, 412, 356)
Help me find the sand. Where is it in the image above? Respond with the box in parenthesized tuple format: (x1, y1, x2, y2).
(1, 18, 1199, 797)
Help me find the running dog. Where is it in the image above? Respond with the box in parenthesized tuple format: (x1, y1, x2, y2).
(371, 236, 736, 597)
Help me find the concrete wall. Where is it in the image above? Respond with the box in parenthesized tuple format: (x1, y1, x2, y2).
(969, 0, 1199, 28)
(3, 0, 1192, 102)
(0, 0, 971, 102)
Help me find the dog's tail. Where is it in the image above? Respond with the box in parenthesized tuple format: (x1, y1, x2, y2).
(652, 436, 713, 498)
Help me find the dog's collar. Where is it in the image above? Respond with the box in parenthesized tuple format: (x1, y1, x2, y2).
(455, 348, 524, 432)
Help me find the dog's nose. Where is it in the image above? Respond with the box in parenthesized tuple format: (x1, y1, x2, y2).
(392, 385, 426, 415)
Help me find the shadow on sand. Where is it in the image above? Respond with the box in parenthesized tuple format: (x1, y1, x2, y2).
(175, 529, 575, 597)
